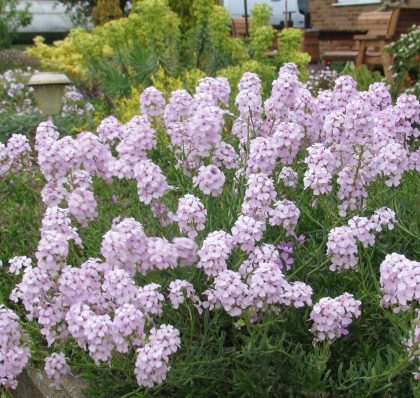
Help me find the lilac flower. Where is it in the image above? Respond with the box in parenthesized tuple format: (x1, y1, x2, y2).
(277, 241, 293, 253)
(326, 226, 358, 272)
(44, 352, 70, 390)
(379, 253, 420, 312)
(97, 115, 124, 143)
(176, 194, 207, 239)
(168, 280, 200, 310)
(309, 293, 361, 343)
(278, 166, 298, 187)
(0, 306, 31, 389)
(279, 252, 294, 270)
(295, 234, 306, 244)
(134, 160, 168, 205)
(197, 230, 232, 276)
(196, 77, 231, 105)
(164, 89, 192, 125)
(231, 215, 264, 253)
(173, 237, 197, 267)
(140, 86, 166, 118)
(193, 164, 225, 196)
(238, 72, 261, 93)
(7, 256, 31, 275)
(203, 270, 252, 316)
(68, 188, 99, 227)
(269, 200, 300, 237)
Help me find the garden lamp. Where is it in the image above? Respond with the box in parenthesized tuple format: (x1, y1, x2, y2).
(26, 72, 72, 123)
(271, 0, 289, 29)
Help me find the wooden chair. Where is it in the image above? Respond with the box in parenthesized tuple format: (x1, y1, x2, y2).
(355, 8, 420, 79)
(322, 10, 394, 66)
(322, 8, 420, 79)
(231, 17, 252, 38)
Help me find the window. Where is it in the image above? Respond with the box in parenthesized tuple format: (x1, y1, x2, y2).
(333, 0, 381, 5)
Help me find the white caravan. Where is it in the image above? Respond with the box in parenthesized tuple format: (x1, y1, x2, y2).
(221, 0, 308, 29)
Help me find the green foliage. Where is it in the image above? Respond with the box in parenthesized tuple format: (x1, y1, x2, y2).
(189, 2, 249, 74)
(131, 0, 181, 56)
(385, 25, 420, 99)
(275, 28, 311, 80)
(250, 3, 272, 28)
(379, 0, 407, 10)
(54, 0, 129, 28)
(342, 63, 384, 91)
(29, 0, 182, 91)
(249, 4, 276, 60)
(0, 112, 94, 143)
(277, 27, 304, 53)
(0, 0, 32, 38)
(168, 0, 195, 33)
(100, 66, 131, 98)
(193, 0, 213, 26)
(0, 19, 10, 50)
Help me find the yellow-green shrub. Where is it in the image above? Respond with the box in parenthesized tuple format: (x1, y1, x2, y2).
(26, 36, 85, 76)
(276, 28, 311, 80)
(92, 0, 123, 26)
(209, 5, 249, 64)
(249, 4, 276, 59)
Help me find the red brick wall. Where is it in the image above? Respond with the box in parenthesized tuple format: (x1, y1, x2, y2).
(309, 0, 420, 30)
(309, 0, 420, 57)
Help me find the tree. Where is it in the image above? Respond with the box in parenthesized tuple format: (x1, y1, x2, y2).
(92, 0, 122, 26)
(0, 0, 32, 38)
(58, 0, 126, 27)
(0, 18, 11, 48)
(57, 0, 221, 30)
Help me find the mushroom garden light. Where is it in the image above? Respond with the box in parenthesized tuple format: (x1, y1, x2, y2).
(26, 72, 72, 124)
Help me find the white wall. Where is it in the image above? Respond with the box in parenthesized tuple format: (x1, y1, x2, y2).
(17, 0, 85, 32)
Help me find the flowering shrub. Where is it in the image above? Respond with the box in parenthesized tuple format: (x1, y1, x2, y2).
(386, 25, 420, 98)
(2, 64, 420, 396)
(0, 49, 41, 74)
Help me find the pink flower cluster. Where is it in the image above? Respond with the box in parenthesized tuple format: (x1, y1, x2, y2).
(309, 293, 361, 343)
(203, 270, 252, 316)
(402, 310, 420, 379)
(327, 208, 398, 272)
(197, 230, 232, 276)
(0, 306, 31, 389)
(193, 164, 225, 196)
(135, 325, 180, 387)
(44, 352, 70, 390)
(379, 253, 420, 312)
(269, 200, 300, 237)
(0, 134, 32, 178)
(176, 194, 207, 239)
(168, 280, 201, 311)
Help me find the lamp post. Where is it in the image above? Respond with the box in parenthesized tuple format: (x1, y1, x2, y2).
(244, 0, 249, 37)
(26, 72, 72, 124)
(271, 0, 287, 28)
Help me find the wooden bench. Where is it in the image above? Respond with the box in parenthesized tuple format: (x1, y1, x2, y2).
(322, 8, 420, 79)
(355, 8, 420, 79)
(322, 11, 393, 65)
(231, 17, 252, 38)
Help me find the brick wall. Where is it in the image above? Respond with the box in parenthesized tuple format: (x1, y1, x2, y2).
(309, 0, 420, 30)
